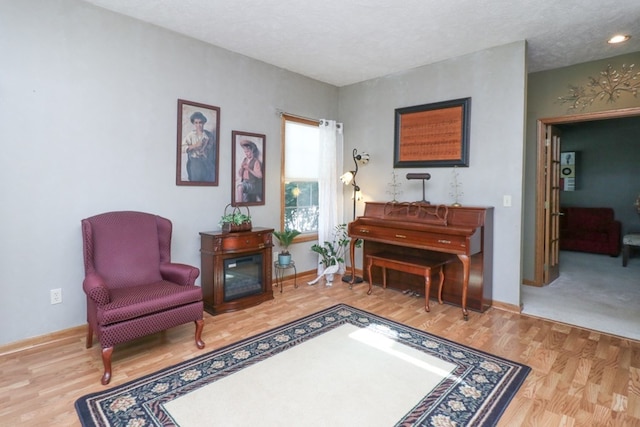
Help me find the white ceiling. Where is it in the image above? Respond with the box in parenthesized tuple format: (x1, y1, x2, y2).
(82, 0, 640, 87)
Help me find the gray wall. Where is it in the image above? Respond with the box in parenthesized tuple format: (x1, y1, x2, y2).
(524, 52, 640, 280)
(558, 118, 640, 234)
(0, 0, 338, 346)
(339, 42, 527, 308)
(1, 0, 528, 347)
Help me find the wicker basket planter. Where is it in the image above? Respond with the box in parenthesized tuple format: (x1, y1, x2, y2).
(219, 204, 252, 233)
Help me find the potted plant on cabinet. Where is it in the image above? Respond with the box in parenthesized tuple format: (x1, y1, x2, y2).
(218, 205, 252, 233)
(273, 229, 301, 266)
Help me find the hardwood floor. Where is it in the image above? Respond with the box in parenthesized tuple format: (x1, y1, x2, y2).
(1, 273, 639, 426)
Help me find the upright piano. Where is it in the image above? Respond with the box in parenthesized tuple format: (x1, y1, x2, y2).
(348, 202, 493, 319)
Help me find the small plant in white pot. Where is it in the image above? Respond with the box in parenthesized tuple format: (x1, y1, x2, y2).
(273, 229, 301, 266)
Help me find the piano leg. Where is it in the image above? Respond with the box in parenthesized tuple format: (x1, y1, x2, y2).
(366, 256, 373, 295)
(437, 266, 445, 305)
(348, 239, 357, 289)
(457, 254, 470, 321)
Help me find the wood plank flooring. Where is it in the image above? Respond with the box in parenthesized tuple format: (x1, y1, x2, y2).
(1, 273, 639, 426)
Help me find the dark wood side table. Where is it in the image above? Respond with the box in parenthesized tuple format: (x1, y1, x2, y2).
(199, 227, 274, 315)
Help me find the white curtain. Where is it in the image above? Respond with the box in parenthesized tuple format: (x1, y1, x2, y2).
(317, 119, 344, 273)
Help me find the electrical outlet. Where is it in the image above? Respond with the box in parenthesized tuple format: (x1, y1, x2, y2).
(50, 288, 62, 304)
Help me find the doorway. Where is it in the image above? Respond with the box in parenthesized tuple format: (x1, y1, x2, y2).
(532, 107, 640, 286)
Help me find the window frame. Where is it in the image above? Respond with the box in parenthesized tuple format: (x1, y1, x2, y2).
(280, 114, 319, 243)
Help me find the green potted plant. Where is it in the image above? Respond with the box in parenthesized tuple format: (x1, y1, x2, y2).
(310, 224, 348, 270)
(273, 229, 301, 266)
(309, 224, 360, 284)
(218, 205, 251, 233)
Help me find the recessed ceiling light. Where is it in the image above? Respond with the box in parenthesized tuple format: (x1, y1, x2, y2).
(608, 34, 631, 44)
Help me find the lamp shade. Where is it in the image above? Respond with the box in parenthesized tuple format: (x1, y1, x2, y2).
(356, 152, 370, 164)
(340, 171, 354, 185)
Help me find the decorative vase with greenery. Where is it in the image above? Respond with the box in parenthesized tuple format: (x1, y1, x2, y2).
(309, 224, 360, 284)
(273, 229, 301, 266)
(218, 205, 251, 233)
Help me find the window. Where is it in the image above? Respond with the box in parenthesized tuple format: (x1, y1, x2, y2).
(281, 114, 320, 235)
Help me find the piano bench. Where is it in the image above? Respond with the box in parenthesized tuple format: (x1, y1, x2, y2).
(366, 251, 447, 312)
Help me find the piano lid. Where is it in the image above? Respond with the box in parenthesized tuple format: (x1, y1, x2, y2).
(359, 201, 489, 229)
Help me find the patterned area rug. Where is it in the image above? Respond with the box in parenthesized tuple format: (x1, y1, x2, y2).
(75, 304, 530, 426)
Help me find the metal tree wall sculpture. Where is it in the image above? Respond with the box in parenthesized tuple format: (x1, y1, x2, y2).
(558, 63, 640, 111)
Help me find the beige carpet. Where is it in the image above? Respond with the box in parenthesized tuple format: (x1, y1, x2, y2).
(522, 250, 640, 341)
(165, 324, 455, 426)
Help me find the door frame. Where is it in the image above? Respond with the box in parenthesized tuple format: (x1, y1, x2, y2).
(532, 106, 640, 286)
(542, 124, 561, 285)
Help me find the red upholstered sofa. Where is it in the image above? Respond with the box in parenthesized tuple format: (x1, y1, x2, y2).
(559, 207, 621, 256)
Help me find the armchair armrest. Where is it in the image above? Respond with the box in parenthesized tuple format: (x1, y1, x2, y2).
(82, 273, 110, 306)
(160, 263, 200, 286)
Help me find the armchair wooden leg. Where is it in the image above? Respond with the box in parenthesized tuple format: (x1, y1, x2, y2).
(195, 319, 205, 349)
(101, 347, 113, 385)
(86, 324, 93, 348)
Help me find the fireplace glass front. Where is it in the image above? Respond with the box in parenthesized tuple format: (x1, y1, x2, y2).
(223, 254, 263, 302)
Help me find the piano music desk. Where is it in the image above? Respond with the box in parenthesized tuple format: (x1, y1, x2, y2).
(366, 251, 448, 314)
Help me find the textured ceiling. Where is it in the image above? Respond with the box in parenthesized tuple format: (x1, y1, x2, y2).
(82, 0, 640, 87)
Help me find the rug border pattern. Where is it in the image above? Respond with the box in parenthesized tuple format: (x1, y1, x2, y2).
(75, 304, 530, 427)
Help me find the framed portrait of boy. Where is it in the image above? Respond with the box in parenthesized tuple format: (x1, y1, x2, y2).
(232, 131, 265, 206)
(176, 99, 220, 186)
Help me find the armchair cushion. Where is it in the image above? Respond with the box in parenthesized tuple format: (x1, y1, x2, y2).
(97, 281, 203, 325)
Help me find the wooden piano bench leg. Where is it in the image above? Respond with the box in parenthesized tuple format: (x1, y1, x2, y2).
(437, 266, 445, 305)
(426, 265, 446, 313)
(424, 268, 432, 312)
(381, 266, 387, 289)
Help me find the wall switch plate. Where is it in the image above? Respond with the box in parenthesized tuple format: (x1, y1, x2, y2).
(503, 195, 512, 207)
(50, 288, 62, 304)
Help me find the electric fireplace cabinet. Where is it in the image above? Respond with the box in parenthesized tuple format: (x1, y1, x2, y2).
(200, 227, 274, 315)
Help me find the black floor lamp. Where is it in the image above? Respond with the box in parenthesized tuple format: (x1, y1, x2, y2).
(340, 148, 369, 283)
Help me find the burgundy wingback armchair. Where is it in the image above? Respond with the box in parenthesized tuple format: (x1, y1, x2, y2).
(81, 211, 205, 384)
